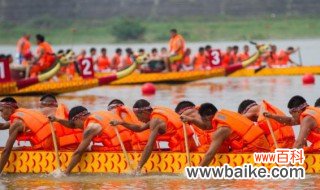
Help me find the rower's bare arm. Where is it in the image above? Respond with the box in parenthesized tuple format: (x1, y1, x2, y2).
(293, 116, 315, 149)
(65, 123, 101, 175)
(0, 121, 23, 173)
(181, 115, 212, 130)
(110, 120, 150, 132)
(48, 115, 75, 129)
(0, 123, 9, 130)
(136, 119, 165, 172)
(200, 126, 231, 166)
(263, 113, 298, 126)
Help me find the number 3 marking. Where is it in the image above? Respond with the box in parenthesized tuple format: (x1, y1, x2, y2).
(211, 51, 221, 65)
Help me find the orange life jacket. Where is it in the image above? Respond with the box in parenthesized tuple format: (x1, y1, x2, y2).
(112, 54, 121, 70)
(266, 52, 279, 67)
(184, 107, 229, 153)
(277, 50, 289, 66)
(66, 63, 76, 76)
(10, 108, 54, 150)
(254, 57, 262, 67)
(300, 106, 320, 152)
(221, 52, 231, 67)
(97, 55, 110, 71)
(37, 41, 55, 70)
(239, 52, 249, 61)
(212, 109, 269, 152)
(17, 37, 31, 56)
(114, 106, 150, 151)
(169, 34, 185, 56)
(123, 55, 133, 67)
(151, 106, 195, 152)
(182, 55, 191, 66)
(53, 104, 82, 149)
(231, 53, 241, 64)
(84, 111, 132, 151)
(194, 53, 206, 70)
(257, 100, 295, 150)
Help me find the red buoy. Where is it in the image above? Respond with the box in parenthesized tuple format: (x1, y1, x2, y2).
(302, 73, 315, 85)
(142, 83, 156, 95)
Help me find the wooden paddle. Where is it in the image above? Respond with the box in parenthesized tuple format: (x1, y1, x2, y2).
(249, 41, 258, 46)
(114, 126, 134, 171)
(182, 122, 191, 166)
(49, 121, 61, 170)
(254, 65, 266, 73)
(298, 48, 303, 66)
(262, 105, 279, 149)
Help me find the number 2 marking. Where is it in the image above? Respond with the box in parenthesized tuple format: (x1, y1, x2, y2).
(0, 62, 5, 79)
(82, 59, 92, 75)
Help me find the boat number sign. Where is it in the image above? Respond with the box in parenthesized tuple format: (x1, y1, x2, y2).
(0, 59, 11, 82)
(79, 58, 95, 78)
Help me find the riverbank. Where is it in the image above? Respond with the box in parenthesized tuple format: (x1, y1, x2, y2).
(0, 17, 319, 44)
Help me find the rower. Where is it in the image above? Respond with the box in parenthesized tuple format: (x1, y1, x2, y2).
(123, 48, 134, 68)
(107, 99, 150, 151)
(149, 48, 160, 60)
(30, 34, 55, 77)
(110, 99, 196, 174)
(90, 48, 97, 63)
(266, 45, 279, 68)
(239, 45, 250, 61)
(176, 101, 230, 153)
(221, 46, 232, 67)
(166, 29, 186, 71)
(230, 45, 241, 65)
(278, 47, 300, 66)
(77, 49, 86, 62)
(192, 47, 206, 71)
(0, 97, 56, 173)
(111, 48, 122, 71)
(264, 95, 320, 152)
(191, 103, 269, 166)
(315, 98, 320, 108)
(97, 48, 110, 72)
(181, 48, 192, 71)
(49, 106, 132, 174)
(40, 94, 82, 150)
(238, 99, 295, 150)
(16, 34, 31, 64)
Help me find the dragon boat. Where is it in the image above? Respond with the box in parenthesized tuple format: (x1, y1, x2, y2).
(2, 151, 319, 174)
(0, 45, 269, 96)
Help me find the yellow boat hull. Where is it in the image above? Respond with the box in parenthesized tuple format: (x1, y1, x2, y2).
(1, 66, 319, 96)
(3, 151, 320, 174)
(230, 65, 320, 77)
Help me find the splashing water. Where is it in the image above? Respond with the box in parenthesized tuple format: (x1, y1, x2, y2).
(50, 169, 65, 178)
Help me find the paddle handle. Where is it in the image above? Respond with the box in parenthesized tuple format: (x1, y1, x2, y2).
(298, 48, 303, 66)
(114, 127, 133, 171)
(262, 106, 279, 149)
(49, 122, 61, 169)
(182, 123, 191, 166)
(249, 41, 258, 45)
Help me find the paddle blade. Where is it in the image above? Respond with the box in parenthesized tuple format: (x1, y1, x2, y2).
(50, 168, 65, 178)
(254, 65, 266, 73)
